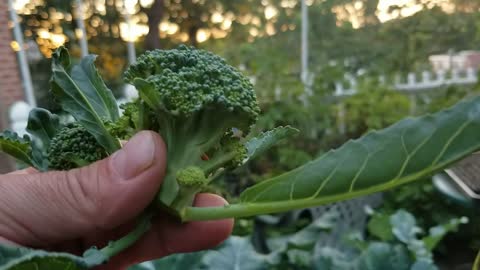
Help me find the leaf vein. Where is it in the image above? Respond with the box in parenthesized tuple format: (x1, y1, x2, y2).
(431, 119, 472, 166)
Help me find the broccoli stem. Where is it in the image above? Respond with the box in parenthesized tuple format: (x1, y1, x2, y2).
(99, 211, 153, 259)
(202, 151, 238, 175)
(169, 185, 202, 212)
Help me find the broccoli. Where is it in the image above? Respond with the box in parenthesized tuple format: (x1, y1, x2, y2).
(123, 45, 260, 210)
(48, 123, 108, 170)
(0, 45, 301, 263)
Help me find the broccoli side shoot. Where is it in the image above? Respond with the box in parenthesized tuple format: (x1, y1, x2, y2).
(124, 45, 260, 210)
(107, 101, 139, 140)
(48, 123, 108, 170)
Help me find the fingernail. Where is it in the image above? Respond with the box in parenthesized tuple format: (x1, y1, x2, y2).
(111, 132, 156, 180)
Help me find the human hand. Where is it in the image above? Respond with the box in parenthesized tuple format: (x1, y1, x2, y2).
(0, 131, 233, 269)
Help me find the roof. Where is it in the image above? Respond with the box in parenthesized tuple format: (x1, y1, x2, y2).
(445, 152, 480, 197)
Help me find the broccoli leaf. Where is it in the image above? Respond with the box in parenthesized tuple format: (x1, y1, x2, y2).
(72, 54, 120, 122)
(244, 126, 299, 163)
(182, 95, 480, 221)
(240, 95, 480, 205)
(0, 244, 107, 270)
(50, 47, 120, 154)
(26, 108, 61, 149)
(132, 78, 166, 112)
(0, 131, 35, 168)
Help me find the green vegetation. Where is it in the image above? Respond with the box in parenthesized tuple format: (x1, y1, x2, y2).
(130, 210, 466, 270)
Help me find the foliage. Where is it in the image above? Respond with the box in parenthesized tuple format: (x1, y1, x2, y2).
(131, 209, 465, 270)
(130, 212, 337, 270)
(50, 47, 121, 154)
(0, 244, 107, 270)
(0, 130, 36, 168)
(342, 79, 411, 137)
(419, 84, 480, 115)
(315, 209, 467, 270)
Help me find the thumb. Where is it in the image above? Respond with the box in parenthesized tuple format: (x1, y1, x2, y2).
(0, 131, 166, 247)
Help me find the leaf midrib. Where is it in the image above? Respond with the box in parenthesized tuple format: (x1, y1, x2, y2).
(183, 142, 480, 221)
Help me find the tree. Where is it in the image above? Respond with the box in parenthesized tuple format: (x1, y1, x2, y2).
(140, 0, 266, 47)
(144, 0, 164, 49)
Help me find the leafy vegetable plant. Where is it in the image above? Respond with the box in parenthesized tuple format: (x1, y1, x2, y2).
(137, 210, 465, 270)
(1, 45, 480, 269)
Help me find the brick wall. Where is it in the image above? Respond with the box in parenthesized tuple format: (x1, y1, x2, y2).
(0, 2, 24, 173)
(0, 2, 24, 108)
(0, 101, 13, 173)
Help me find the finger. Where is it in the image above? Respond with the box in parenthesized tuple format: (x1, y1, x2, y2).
(102, 193, 234, 269)
(0, 236, 20, 246)
(0, 131, 167, 247)
(7, 167, 39, 175)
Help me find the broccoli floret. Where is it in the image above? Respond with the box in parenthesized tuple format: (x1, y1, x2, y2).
(48, 123, 108, 170)
(108, 99, 160, 140)
(170, 166, 208, 210)
(107, 101, 139, 140)
(176, 166, 207, 187)
(124, 45, 259, 210)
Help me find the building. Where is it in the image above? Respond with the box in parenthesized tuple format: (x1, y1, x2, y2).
(0, 1, 25, 173)
(429, 50, 480, 72)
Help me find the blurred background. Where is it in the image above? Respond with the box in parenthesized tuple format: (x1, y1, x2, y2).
(1, 0, 480, 269)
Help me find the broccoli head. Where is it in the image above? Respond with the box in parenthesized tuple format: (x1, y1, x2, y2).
(123, 45, 260, 210)
(48, 123, 108, 170)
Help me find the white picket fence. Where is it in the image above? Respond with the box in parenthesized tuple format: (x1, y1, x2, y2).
(334, 68, 478, 96)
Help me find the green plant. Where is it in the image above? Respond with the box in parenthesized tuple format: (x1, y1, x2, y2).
(133, 210, 465, 270)
(130, 212, 337, 270)
(313, 209, 467, 270)
(342, 78, 411, 137)
(1, 45, 480, 269)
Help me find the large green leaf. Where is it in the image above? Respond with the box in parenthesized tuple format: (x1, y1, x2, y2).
(26, 108, 61, 149)
(182, 95, 480, 221)
(242, 96, 480, 210)
(50, 47, 120, 154)
(0, 244, 107, 270)
(0, 131, 34, 168)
